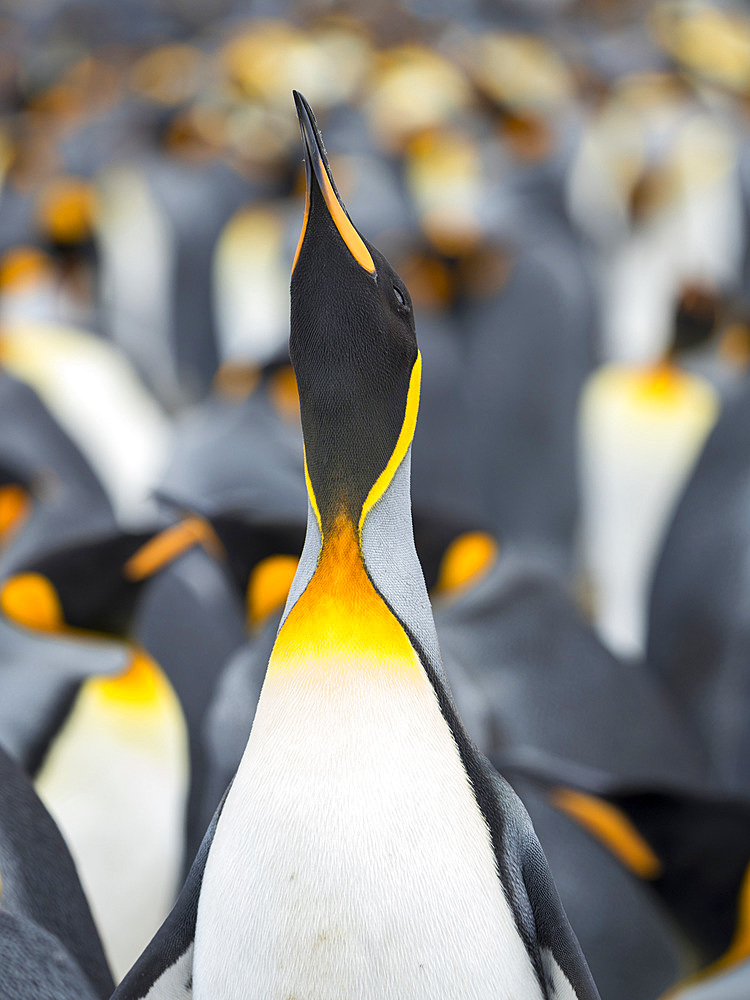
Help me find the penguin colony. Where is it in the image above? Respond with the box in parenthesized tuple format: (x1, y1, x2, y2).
(1, 3, 750, 1000)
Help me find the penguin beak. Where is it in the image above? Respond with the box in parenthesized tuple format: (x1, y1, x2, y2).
(292, 90, 375, 275)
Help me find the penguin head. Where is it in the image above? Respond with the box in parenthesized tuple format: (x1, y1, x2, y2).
(290, 91, 419, 536)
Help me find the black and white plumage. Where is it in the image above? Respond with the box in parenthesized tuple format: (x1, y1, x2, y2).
(112, 91, 599, 1000)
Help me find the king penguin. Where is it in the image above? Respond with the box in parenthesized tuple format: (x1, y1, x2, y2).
(112, 91, 599, 1000)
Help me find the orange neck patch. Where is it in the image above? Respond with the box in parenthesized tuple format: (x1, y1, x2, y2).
(631, 363, 689, 407)
(268, 514, 418, 676)
(89, 646, 163, 705)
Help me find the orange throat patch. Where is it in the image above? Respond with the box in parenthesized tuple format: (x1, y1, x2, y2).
(267, 514, 420, 678)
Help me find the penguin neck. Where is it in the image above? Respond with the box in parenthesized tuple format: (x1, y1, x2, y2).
(268, 509, 421, 679)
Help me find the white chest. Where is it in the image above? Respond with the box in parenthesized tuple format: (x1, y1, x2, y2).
(192, 658, 541, 1000)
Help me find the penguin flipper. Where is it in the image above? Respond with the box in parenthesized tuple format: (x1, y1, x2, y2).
(111, 784, 231, 1000)
(482, 761, 601, 1000)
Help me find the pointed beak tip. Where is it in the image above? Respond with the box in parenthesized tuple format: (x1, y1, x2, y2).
(291, 90, 376, 276)
(293, 90, 314, 135)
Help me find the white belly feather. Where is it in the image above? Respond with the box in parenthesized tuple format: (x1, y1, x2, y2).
(193, 654, 542, 1000)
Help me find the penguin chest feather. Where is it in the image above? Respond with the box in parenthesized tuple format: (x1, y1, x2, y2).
(193, 518, 542, 999)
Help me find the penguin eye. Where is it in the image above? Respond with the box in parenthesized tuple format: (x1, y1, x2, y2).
(392, 284, 410, 313)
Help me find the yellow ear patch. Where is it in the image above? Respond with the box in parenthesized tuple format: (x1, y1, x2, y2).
(0, 573, 65, 632)
(0, 485, 30, 544)
(435, 531, 498, 596)
(552, 787, 662, 880)
(247, 554, 300, 627)
(37, 178, 97, 244)
(124, 516, 224, 581)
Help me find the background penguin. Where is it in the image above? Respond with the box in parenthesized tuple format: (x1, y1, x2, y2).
(646, 370, 750, 793)
(113, 90, 599, 1000)
(0, 315, 171, 525)
(0, 609, 128, 775)
(0, 741, 115, 998)
(156, 360, 307, 529)
(0, 527, 194, 979)
(212, 199, 299, 373)
(494, 749, 750, 992)
(0, 369, 115, 573)
(566, 72, 743, 365)
(577, 284, 721, 657)
(197, 555, 298, 838)
(432, 545, 708, 787)
(460, 231, 595, 572)
(95, 133, 253, 409)
(504, 772, 684, 1000)
(0, 510, 249, 871)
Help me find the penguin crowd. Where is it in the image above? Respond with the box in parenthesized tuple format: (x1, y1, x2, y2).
(2, 1, 750, 998)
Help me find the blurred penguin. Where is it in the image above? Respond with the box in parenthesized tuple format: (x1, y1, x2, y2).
(496, 749, 750, 995)
(433, 542, 709, 786)
(567, 73, 743, 364)
(0, 503, 252, 857)
(0, 552, 189, 979)
(0, 369, 115, 574)
(647, 368, 750, 793)
(508, 773, 683, 1000)
(0, 312, 171, 525)
(0, 742, 115, 998)
(95, 140, 251, 409)
(578, 283, 721, 657)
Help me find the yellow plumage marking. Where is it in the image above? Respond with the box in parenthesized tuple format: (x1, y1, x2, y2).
(591, 362, 717, 417)
(0, 484, 30, 543)
(88, 647, 169, 707)
(359, 353, 422, 534)
(631, 364, 695, 406)
(37, 178, 97, 244)
(552, 787, 663, 880)
(123, 516, 224, 581)
(269, 514, 419, 677)
(435, 531, 498, 596)
(0, 246, 51, 291)
(0, 573, 64, 632)
(301, 354, 421, 542)
(247, 554, 300, 627)
(304, 446, 323, 535)
(316, 155, 375, 274)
